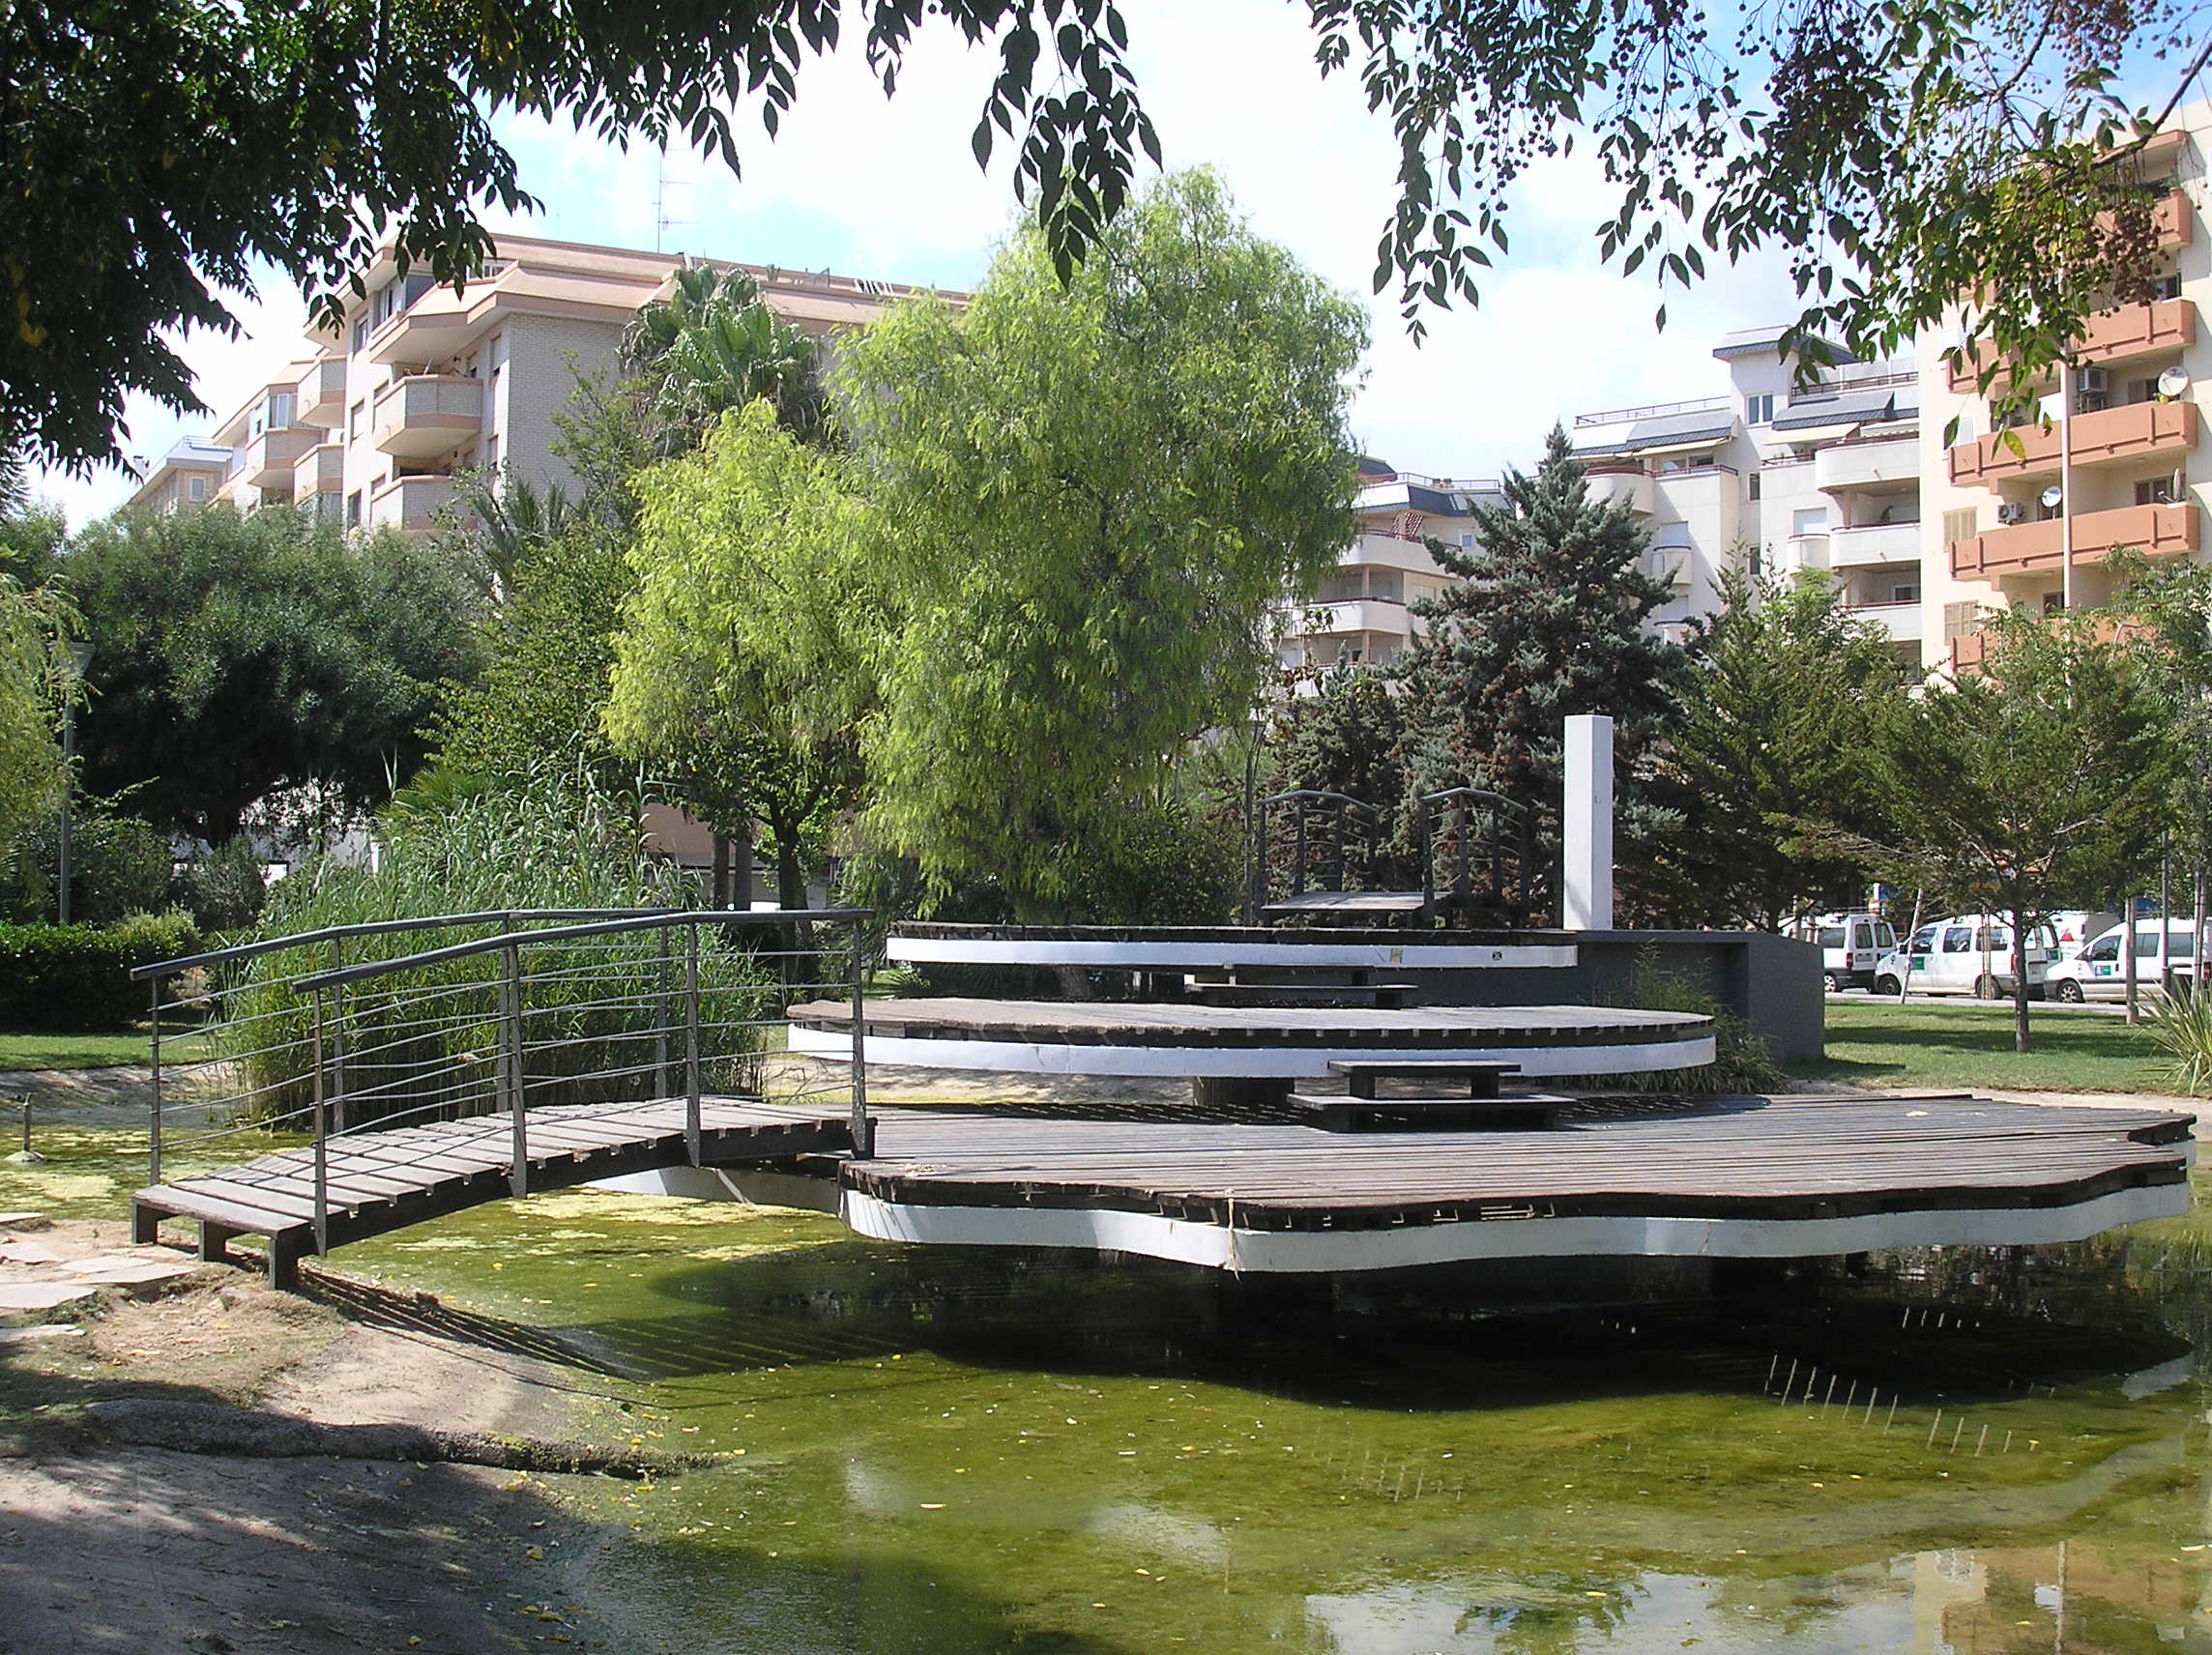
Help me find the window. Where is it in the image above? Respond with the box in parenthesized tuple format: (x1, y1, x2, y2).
(2129, 376, 2161, 405)
(2138, 930, 2196, 959)
(2137, 475, 2183, 505)
(1911, 926, 1937, 952)
(1458, 533, 1475, 549)
(350, 317, 368, 355)
(482, 434, 499, 472)
(1747, 472, 1761, 502)
(1889, 582, 1920, 604)
(2087, 934, 2121, 963)
(1745, 392, 1775, 424)
(1942, 508, 1977, 547)
(187, 476, 207, 502)
(2155, 271, 2183, 301)
(1941, 927, 1974, 953)
(266, 392, 293, 431)
(1817, 926, 1847, 951)
(348, 399, 364, 441)
(345, 489, 363, 528)
(1790, 507, 1828, 537)
(1948, 410, 1977, 448)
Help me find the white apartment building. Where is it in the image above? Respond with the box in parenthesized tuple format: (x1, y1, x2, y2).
(1570, 333, 1923, 661)
(128, 233, 932, 529)
(1277, 460, 1503, 679)
(1918, 111, 2207, 671)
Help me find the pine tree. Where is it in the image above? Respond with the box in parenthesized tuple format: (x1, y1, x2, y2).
(1393, 423, 1686, 919)
(1266, 665, 1414, 889)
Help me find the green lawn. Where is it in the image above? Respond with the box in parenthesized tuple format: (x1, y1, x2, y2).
(1790, 999, 2176, 1094)
(0, 1026, 212, 1073)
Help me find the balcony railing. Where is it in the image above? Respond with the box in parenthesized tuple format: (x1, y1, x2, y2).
(291, 442, 342, 499)
(1947, 399, 2197, 487)
(1847, 599, 1924, 644)
(1827, 521, 1922, 566)
(1586, 467, 1655, 516)
(295, 358, 348, 427)
(243, 425, 319, 491)
(366, 474, 459, 536)
(1572, 394, 1732, 428)
(370, 374, 483, 460)
(1949, 501, 2199, 581)
(1949, 299, 2197, 392)
(1815, 434, 1918, 494)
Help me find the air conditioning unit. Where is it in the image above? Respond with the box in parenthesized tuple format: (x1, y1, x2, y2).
(2081, 367, 2110, 393)
(1997, 502, 2027, 525)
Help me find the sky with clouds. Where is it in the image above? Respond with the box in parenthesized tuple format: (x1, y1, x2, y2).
(34, 0, 1806, 525)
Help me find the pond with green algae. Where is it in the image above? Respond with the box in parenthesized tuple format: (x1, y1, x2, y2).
(15, 1130, 2212, 1651)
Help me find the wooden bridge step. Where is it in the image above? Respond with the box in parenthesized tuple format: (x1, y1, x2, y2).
(1327, 1058, 1522, 1099)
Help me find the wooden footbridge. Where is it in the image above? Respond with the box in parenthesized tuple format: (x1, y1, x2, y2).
(124, 911, 2199, 1287)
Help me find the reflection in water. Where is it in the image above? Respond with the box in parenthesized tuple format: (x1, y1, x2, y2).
(328, 1185, 2212, 1653)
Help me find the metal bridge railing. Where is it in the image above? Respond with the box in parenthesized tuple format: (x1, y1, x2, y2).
(132, 908, 871, 1241)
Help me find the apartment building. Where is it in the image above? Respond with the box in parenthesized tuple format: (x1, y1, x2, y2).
(1919, 109, 2208, 670)
(1570, 332, 1923, 660)
(128, 233, 932, 529)
(1277, 460, 1503, 679)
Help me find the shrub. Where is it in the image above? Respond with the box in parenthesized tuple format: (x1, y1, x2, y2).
(0, 909, 199, 1031)
(216, 769, 776, 1125)
(0, 808, 175, 925)
(169, 836, 269, 934)
(1565, 953, 1788, 1095)
(2144, 986, 2212, 1095)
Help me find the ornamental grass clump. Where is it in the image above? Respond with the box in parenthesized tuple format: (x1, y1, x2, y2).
(2143, 986, 2212, 1096)
(213, 770, 775, 1127)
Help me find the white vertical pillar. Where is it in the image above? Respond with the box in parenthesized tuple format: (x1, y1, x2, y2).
(1563, 713, 1615, 932)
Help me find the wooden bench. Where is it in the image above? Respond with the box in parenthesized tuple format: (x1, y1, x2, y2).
(1288, 1059, 1563, 1132)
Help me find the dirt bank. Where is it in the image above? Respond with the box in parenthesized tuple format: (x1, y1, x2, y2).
(0, 1219, 655, 1654)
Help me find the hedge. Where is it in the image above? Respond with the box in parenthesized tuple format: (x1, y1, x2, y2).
(0, 911, 199, 1031)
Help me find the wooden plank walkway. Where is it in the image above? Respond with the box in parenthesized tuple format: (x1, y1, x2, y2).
(131, 1098, 852, 1285)
(816, 1094, 2195, 1232)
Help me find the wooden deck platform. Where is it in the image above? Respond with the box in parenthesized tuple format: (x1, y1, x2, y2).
(131, 1099, 852, 1285)
(784, 996, 1717, 1078)
(688, 1093, 2195, 1272)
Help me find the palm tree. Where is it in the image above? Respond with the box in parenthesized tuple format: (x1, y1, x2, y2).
(619, 263, 828, 453)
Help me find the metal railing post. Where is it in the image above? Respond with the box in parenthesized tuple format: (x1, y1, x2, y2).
(148, 973, 164, 1187)
(501, 942, 528, 1197)
(684, 921, 702, 1166)
(656, 926, 674, 1101)
(848, 915, 873, 1157)
(311, 985, 329, 1257)
(329, 937, 347, 1136)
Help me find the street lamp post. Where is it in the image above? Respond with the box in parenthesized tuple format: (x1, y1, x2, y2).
(57, 641, 91, 927)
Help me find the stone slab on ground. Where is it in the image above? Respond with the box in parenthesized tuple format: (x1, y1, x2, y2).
(0, 1281, 100, 1316)
(0, 1322, 82, 1344)
(0, 1234, 61, 1265)
(0, 1211, 50, 1231)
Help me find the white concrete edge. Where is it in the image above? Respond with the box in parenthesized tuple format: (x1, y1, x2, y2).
(885, 937, 1578, 970)
(832, 1182, 2191, 1273)
(594, 1167, 2190, 1272)
(787, 1027, 1719, 1079)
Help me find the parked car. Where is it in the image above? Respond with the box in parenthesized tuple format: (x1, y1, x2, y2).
(2046, 918, 2201, 1002)
(2044, 911, 2123, 963)
(1870, 914, 2058, 999)
(1791, 912, 1899, 992)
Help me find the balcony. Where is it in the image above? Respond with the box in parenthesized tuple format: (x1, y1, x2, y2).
(1951, 626, 1992, 673)
(242, 425, 318, 491)
(1947, 398, 2197, 487)
(1642, 547, 1691, 587)
(2154, 188, 2193, 249)
(295, 358, 347, 427)
(1850, 600, 1923, 645)
(370, 374, 483, 459)
(1585, 466, 1654, 516)
(291, 442, 342, 499)
(1948, 299, 2198, 392)
(365, 474, 458, 536)
(1783, 533, 1828, 570)
(1949, 501, 2199, 581)
(1814, 435, 1917, 494)
(1286, 598, 1417, 641)
(1827, 521, 1922, 566)
(1346, 533, 1452, 571)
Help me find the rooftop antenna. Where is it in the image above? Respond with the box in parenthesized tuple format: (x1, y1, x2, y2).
(652, 144, 690, 255)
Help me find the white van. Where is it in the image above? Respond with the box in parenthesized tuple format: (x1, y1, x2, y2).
(2046, 918, 2200, 1002)
(2045, 911, 2123, 963)
(1794, 913, 1898, 992)
(1871, 914, 2057, 999)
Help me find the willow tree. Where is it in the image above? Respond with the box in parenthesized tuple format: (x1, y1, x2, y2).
(604, 402, 879, 913)
(834, 170, 1365, 912)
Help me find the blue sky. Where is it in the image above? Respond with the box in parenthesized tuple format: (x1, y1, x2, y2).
(35, 0, 1805, 524)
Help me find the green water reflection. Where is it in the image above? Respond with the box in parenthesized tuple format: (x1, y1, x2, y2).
(14, 1133, 2212, 1650)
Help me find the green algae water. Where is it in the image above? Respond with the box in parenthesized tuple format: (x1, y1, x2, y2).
(14, 1133, 2212, 1650)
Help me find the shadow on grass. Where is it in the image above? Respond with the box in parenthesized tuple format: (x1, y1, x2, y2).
(1790, 1002, 2166, 1089)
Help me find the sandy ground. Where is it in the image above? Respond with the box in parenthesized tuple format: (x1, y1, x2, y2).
(0, 1219, 641, 1655)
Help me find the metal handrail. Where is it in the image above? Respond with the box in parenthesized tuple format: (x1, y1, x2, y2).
(1420, 787, 1534, 928)
(131, 907, 687, 980)
(294, 908, 866, 993)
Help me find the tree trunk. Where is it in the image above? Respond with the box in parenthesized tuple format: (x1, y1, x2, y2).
(710, 833, 729, 910)
(2012, 920, 2033, 1054)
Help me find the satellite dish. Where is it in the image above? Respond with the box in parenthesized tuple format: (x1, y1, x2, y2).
(2159, 365, 2191, 398)
(2041, 484, 2064, 510)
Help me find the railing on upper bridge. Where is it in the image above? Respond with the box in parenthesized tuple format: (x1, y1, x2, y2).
(134, 908, 871, 1252)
